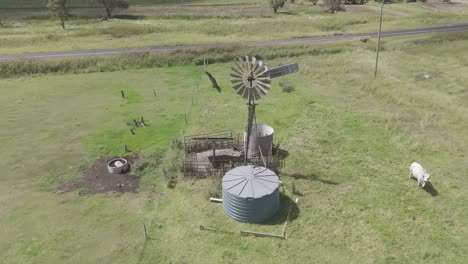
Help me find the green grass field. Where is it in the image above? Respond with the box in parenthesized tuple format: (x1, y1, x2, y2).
(0, 2, 467, 54)
(0, 32, 467, 263)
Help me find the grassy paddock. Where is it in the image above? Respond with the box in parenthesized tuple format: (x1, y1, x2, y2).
(0, 32, 467, 263)
(2, 30, 467, 78)
(0, 43, 350, 78)
(0, 2, 467, 54)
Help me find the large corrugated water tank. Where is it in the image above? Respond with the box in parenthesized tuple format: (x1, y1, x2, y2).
(243, 124, 274, 158)
(222, 165, 280, 223)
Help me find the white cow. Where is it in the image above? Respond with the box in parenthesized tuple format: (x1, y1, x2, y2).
(409, 161, 431, 188)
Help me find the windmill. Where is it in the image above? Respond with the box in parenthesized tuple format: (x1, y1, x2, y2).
(230, 56, 299, 164)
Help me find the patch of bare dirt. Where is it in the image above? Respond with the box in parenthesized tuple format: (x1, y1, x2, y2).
(197, 148, 242, 167)
(184, 148, 242, 177)
(59, 155, 140, 194)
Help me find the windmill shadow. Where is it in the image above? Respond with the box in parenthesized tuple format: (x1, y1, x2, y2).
(286, 173, 338, 185)
(272, 146, 289, 159)
(423, 182, 439, 197)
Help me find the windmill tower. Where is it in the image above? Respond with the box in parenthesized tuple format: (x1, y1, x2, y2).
(230, 56, 298, 164)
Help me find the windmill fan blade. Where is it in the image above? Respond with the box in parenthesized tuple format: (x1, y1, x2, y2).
(230, 73, 243, 80)
(231, 79, 243, 85)
(239, 57, 247, 71)
(255, 67, 268, 77)
(253, 61, 263, 75)
(251, 57, 258, 72)
(242, 87, 249, 99)
(231, 66, 243, 77)
(237, 58, 246, 76)
(234, 62, 244, 75)
(257, 82, 270, 92)
(252, 89, 261, 100)
(205, 71, 221, 92)
(257, 80, 270, 90)
(232, 82, 245, 91)
(237, 87, 246, 96)
(256, 84, 269, 95)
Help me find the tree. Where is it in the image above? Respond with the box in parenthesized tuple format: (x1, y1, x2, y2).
(47, 0, 68, 29)
(268, 0, 287, 14)
(95, 0, 129, 18)
(323, 0, 344, 13)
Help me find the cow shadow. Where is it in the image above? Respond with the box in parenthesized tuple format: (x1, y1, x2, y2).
(423, 182, 439, 197)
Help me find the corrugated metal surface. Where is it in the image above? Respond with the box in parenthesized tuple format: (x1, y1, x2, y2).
(243, 124, 274, 158)
(222, 165, 280, 223)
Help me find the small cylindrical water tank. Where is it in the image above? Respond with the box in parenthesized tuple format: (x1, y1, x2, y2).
(222, 165, 280, 223)
(243, 124, 274, 158)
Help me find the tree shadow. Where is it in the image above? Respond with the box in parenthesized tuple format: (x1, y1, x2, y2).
(278, 11, 298, 16)
(113, 14, 145, 20)
(285, 173, 338, 185)
(423, 182, 439, 197)
(262, 193, 300, 225)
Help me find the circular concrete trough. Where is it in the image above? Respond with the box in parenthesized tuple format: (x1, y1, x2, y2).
(222, 165, 280, 223)
(107, 158, 129, 174)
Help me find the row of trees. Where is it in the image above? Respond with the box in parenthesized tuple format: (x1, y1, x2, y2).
(47, 0, 129, 29)
(268, 0, 348, 14)
(269, 0, 403, 14)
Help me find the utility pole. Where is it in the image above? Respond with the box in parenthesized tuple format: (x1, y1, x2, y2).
(374, 1, 384, 79)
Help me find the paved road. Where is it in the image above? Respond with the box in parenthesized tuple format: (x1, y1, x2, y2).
(1, 23, 467, 60)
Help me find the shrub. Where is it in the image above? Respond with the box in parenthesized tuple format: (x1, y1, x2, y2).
(279, 80, 295, 93)
(204, 182, 221, 199)
(323, 0, 345, 13)
(269, 0, 287, 13)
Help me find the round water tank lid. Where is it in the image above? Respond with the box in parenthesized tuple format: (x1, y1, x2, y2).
(222, 165, 279, 199)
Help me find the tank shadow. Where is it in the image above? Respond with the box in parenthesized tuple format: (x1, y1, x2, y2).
(285, 173, 338, 185)
(423, 182, 439, 197)
(262, 193, 299, 225)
